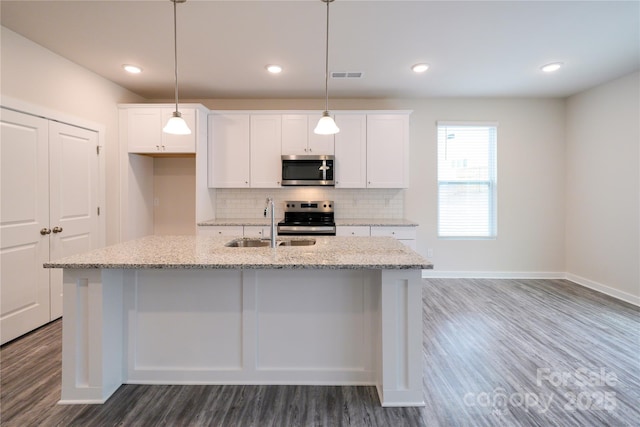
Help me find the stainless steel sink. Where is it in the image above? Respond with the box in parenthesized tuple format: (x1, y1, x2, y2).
(225, 238, 316, 247)
(225, 238, 272, 247)
(278, 239, 316, 246)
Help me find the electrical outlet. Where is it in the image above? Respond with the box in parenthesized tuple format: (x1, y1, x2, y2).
(154, 197, 160, 207)
(427, 248, 433, 258)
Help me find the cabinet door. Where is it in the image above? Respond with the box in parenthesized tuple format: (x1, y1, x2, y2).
(243, 226, 268, 238)
(250, 115, 282, 188)
(282, 114, 334, 155)
(334, 114, 367, 188)
(208, 114, 250, 188)
(370, 226, 416, 240)
(127, 108, 162, 153)
(281, 114, 308, 155)
(0, 109, 51, 344)
(336, 226, 370, 236)
(197, 225, 243, 236)
(127, 108, 196, 153)
(307, 113, 335, 155)
(161, 108, 196, 153)
(366, 114, 409, 188)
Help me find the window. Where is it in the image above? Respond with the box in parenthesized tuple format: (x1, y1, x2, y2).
(437, 122, 497, 238)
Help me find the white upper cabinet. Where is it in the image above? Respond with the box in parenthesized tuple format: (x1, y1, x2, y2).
(250, 115, 282, 188)
(207, 110, 410, 189)
(208, 113, 281, 188)
(208, 113, 250, 188)
(366, 114, 409, 188)
(127, 107, 196, 154)
(282, 114, 334, 155)
(334, 114, 367, 188)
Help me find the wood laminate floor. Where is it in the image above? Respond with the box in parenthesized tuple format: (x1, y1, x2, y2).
(1, 279, 639, 426)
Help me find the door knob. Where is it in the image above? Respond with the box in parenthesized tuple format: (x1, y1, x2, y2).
(52, 226, 63, 233)
(40, 228, 51, 235)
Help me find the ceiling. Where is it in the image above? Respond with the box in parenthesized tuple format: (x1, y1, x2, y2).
(2, 0, 639, 100)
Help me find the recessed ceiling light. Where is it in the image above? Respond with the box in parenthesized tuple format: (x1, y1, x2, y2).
(266, 64, 283, 74)
(411, 63, 429, 73)
(541, 62, 563, 73)
(123, 64, 142, 74)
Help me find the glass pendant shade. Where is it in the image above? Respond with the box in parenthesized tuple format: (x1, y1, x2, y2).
(163, 112, 191, 135)
(314, 112, 340, 135)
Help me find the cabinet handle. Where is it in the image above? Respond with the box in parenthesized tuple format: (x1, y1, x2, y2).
(40, 228, 51, 235)
(156, 145, 160, 151)
(52, 226, 63, 234)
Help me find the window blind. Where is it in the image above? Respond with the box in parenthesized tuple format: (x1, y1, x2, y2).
(437, 122, 497, 238)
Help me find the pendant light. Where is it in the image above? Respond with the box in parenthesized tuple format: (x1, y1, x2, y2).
(314, 0, 340, 135)
(163, 0, 191, 135)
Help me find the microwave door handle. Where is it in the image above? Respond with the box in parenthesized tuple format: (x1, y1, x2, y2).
(322, 161, 327, 181)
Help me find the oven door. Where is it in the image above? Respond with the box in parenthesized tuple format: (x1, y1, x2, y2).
(277, 225, 336, 236)
(281, 155, 334, 186)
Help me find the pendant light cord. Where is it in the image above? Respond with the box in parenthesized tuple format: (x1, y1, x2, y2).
(323, 0, 331, 113)
(172, 0, 180, 114)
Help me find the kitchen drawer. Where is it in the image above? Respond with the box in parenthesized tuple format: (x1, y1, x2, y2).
(336, 226, 371, 237)
(197, 225, 243, 236)
(370, 226, 416, 240)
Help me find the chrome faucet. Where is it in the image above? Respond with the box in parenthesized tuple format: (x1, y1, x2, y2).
(264, 197, 277, 248)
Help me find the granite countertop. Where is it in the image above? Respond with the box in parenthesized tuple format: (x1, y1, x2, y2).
(197, 218, 418, 227)
(198, 218, 272, 226)
(44, 235, 432, 270)
(335, 219, 418, 227)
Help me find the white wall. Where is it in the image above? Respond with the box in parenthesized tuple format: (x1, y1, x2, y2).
(1, 27, 145, 245)
(565, 72, 640, 301)
(406, 98, 567, 274)
(188, 97, 567, 274)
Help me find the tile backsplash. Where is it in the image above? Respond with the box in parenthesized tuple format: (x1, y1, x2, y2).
(216, 188, 404, 219)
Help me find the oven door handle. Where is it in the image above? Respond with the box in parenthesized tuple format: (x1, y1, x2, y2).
(277, 225, 336, 234)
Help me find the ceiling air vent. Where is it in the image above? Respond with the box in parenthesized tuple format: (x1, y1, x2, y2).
(331, 71, 363, 79)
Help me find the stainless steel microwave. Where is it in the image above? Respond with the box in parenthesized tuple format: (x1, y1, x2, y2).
(281, 155, 335, 186)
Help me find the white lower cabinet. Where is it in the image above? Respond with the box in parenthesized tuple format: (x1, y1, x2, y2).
(197, 225, 275, 238)
(336, 226, 371, 237)
(337, 225, 417, 249)
(370, 226, 417, 249)
(243, 226, 274, 238)
(201, 225, 417, 248)
(197, 226, 243, 236)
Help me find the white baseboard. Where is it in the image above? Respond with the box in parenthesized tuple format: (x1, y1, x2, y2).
(422, 270, 565, 279)
(564, 273, 640, 307)
(422, 270, 639, 307)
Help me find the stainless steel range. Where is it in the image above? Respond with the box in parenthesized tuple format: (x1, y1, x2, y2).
(277, 201, 336, 236)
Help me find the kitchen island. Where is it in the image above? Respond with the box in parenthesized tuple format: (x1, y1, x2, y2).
(45, 235, 432, 407)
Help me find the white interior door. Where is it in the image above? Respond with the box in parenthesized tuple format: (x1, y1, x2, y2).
(0, 109, 51, 344)
(48, 121, 99, 319)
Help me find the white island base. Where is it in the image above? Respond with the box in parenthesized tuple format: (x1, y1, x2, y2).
(60, 267, 423, 407)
